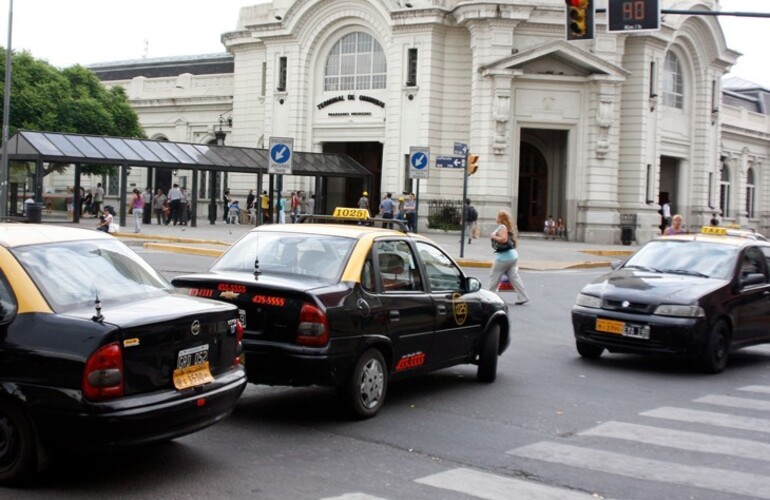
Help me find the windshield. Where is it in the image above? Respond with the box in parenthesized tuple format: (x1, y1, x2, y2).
(13, 239, 173, 311)
(624, 240, 738, 280)
(211, 231, 355, 281)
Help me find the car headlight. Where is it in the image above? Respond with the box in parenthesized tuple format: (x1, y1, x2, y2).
(653, 304, 705, 318)
(575, 293, 602, 309)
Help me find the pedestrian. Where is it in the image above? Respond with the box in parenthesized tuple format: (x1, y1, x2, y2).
(661, 198, 672, 233)
(179, 186, 189, 226)
(306, 194, 315, 215)
(379, 192, 395, 228)
(223, 189, 232, 223)
(664, 214, 687, 235)
(544, 215, 556, 240)
(246, 189, 255, 211)
(96, 207, 113, 233)
(82, 189, 93, 217)
(556, 217, 566, 240)
(142, 186, 153, 224)
(488, 210, 529, 305)
(710, 212, 719, 226)
(167, 183, 182, 225)
(93, 183, 105, 217)
(129, 188, 143, 233)
(463, 198, 478, 244)
(404, 193, 416, 232)
(152, 188, 167, 225)
(260, 190, 270, 223)
(277, 195, 286, 224)
(358, 191, 370, 216)
(290, 191, 301, 223)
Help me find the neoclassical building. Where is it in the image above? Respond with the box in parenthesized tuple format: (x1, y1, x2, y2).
(89, 0, 770, 243)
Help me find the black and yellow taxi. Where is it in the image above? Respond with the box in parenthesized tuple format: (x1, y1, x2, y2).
(172, 209, 510, 419)
(572, 225, 770, 373)
(0, 224, 247, 485)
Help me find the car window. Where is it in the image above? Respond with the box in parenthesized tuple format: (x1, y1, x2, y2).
(12, 239, 172, 311)
(211, 231, 355, 281)
(361, 257, 376, 292)
(625, 240, 738, 279)
(0, 272, 18, 323)
(415, 241, 463, 291)
(740, 247, 768, 283)
(374, 240, 423, 292)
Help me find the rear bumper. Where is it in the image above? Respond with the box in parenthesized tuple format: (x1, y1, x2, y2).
(571, 307, 710, 357)
(242, 340, 355, 387)
(32, 366, 247, 449)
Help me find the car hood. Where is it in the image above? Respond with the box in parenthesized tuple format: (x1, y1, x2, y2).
(582, 269, 728, 303)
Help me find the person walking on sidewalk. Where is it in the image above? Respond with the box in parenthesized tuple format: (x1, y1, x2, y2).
(463, 198, 478, 244)
(488, 209, 529, 305)
(141, 186, 153, 225)
(152, 188, 167, 226)
(129, 188, 144, 233)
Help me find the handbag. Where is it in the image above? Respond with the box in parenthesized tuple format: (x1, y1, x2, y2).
(491, 229, 514, 252)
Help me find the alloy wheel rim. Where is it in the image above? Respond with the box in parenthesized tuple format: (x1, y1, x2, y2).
(0, 415, 18, 467)
(359, 359, 384, 409)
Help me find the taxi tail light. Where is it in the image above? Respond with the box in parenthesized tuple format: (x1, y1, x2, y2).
(82, 342, 125, 401)
(234, 319, 244, 366)
(296, 303, 329, 346)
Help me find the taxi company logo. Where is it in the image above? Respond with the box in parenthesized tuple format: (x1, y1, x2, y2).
(452, 293, 468, 325)
(220, 291, 240, 300)
(395, 352, 426, 371)
(191, 320, 201, 336)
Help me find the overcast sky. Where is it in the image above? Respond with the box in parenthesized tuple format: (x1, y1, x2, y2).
(0, 0, 768, 86)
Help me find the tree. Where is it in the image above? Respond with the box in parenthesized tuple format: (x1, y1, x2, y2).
(0, 48, 145, 176)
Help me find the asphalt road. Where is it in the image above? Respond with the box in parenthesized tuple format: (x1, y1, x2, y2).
(11, 251, 770, 499)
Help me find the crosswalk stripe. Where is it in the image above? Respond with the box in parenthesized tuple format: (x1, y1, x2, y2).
(414, 467, 605, 500)
(320, 494, 389, 500)
(507, 442, 770, 499)
(694, 394, 770, 411)
(641, 406, 770, 433)
(580, 421, 770, 461)
(740, 385, 770, 394)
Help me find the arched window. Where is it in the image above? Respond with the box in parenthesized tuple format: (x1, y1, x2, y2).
(720, 165, 730, 218)
(746, 167, 756, 218)
(324, 32, 386, 92)
(662, 51, 684, 109)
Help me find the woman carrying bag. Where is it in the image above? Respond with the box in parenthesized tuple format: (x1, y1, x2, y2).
(488, 209, 530, 305)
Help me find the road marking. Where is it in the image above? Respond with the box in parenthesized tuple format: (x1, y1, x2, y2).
(414, 467, 606, 500)
(507, 442, 770, 499)
(740, 385, 770, 394)
(694, 394, 770, 411)
(320, 494, 388, 500)
(580, 421, 770, 461)
(641, 406, 770, 433)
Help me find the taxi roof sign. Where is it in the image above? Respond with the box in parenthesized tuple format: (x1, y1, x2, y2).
(701, 226, 727, 236)
(332, 207, 370, 220)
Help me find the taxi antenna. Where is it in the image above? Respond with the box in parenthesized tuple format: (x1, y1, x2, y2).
(92, 294, 104, 323)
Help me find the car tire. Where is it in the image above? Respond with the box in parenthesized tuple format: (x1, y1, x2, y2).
(0, 400, 37, 486)
(345, 349, 388, 419)
(576, 340, 604, 359)
(477, 324, 500, 383)
(700, 320, 730, 374)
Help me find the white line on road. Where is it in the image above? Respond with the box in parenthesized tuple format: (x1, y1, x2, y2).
(740, 385, 770, 395)
(414, 467, 608, 500)
(694, 394, 770, 411)
(320, 494, 389, 500)
(507, 441, 770, 499)
(641, 406, 770, 433)
(580, 421, 770, 461)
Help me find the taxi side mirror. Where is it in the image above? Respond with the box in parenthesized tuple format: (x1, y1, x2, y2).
(740, 272, 767, 289)
(465, 277, 481, 293)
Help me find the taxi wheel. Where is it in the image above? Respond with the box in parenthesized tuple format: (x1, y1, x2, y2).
(345, 349, 388, 419)
(477, 324, 500, 383)
(0, 401, 37, 486)
(576, 340, 604, 359)
(700, 320, 730, 374)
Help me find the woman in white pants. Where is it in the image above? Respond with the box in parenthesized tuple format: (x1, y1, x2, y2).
(488, 210, 529, 305)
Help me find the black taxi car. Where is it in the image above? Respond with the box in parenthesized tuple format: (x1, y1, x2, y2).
(572, 226, 770, 373)
(0, 224, 247, 485)
(172, 210, 510, 418)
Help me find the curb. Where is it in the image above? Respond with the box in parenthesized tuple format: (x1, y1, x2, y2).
(115, 232, 230, 247)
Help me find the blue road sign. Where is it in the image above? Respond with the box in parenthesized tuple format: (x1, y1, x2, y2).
(435, 155, 466, 169)
(409, 146, 430, 180)
(268, 137, 294, 174)
(454, 142, 468, 156)
(411, 151, 428, 169)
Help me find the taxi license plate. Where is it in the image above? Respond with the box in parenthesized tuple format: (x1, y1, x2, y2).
(173, 345, 213, 390)
(595, 318, 650, 340)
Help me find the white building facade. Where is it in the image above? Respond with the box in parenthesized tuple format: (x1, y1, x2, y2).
(94, 0, 770, 243)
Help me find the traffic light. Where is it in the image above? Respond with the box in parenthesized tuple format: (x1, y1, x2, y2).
(566, 0, 594, 41)
(467, 154, 479, 176)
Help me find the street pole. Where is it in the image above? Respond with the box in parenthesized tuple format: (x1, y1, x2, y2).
(460, 151, 469, 258)
(0, 0, 14, 219)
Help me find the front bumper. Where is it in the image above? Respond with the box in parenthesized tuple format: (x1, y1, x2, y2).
(571, 306, 710, 358)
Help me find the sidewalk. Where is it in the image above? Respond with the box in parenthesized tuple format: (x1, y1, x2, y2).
(62, 220, 639, 271)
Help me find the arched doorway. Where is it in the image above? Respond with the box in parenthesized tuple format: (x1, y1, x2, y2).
(517, 142, 548, 231)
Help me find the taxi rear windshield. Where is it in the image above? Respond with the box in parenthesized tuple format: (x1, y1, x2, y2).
(625, 240, 738, 280)
(12, 239, 173, 311)
(211, 232, 355, 281)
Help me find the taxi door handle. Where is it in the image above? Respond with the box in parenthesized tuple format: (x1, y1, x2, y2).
(389, 310, 400, 321)
(437, 305, 447, 315)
